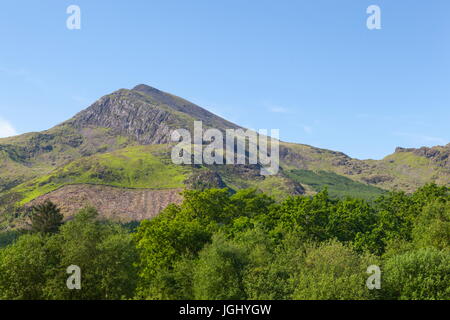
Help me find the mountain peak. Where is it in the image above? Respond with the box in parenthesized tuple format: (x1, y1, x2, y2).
(129, 84, 241, 130)
(64, 84, 240, 145)
(132, 84, 164, 95)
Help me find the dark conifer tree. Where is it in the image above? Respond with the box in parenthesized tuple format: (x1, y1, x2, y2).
(29, 200, 63, 233)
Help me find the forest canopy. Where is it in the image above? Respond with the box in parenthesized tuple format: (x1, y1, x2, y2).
(0, 184, 449, 300)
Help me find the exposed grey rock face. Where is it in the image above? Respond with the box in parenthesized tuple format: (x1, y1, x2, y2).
(395, 147, 416, 153)
(362, 175, 394, 185)
(184, 170, 227, 190)
(395, 144, 450, 169)
(66, 85, 241, 145)
(67, 90, 175, 144)
(132, 84, 241, 130)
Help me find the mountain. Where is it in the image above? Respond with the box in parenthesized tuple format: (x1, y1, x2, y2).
(67, 84, 241, 145)
(279, 142, 450, 193)
(0, 85, 240, 192)
(0, 84, 448, 224)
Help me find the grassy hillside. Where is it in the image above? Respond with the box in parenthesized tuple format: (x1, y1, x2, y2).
(11, 145, 190, 205)
(0, 125, 136, 192)
(0, 85, 243, 194)
(286, 169, 386, 200)
(280, 142, 450, 193)
(2, 140, 448, 210)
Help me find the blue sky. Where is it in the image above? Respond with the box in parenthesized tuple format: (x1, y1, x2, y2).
(0, 0, 449, 159)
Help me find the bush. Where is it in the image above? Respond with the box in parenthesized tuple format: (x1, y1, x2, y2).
(291, 240, 378, 300)
(0, 207, 138, 300)
(193, 234, 247, 300)
(382, 248, 450, 300)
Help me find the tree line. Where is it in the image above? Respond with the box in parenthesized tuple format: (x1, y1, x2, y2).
(0, 184, 449, 300)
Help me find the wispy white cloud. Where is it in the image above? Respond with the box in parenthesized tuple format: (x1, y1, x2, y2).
(268, 106, 289, 114)
(0, 118, 18, 138)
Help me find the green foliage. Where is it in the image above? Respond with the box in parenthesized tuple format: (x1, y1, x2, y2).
(412, 200, 450, 250)
(132, 184, 449, 300)
(134, 207, 210, 299)
(239, 228, 292, 300)
(0, 183, 448, 300)
(29, 200, 63, 233)
(354, 184, 449, 254)
(382, 248, 450, 300)
(0, 230, 21, 248)
(291, 240, 378, 300)
(0, 207, 138, 300)
(193, 234, 247, 300)
(273, 189, 335, 241)
(0, 233, 53, 299)
(328, 198, 377, 242)
(42, 207, 138, 299)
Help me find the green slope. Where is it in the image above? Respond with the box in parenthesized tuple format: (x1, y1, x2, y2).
(286, 169, 386, 200)
(280, 142, 450, 193)
(0, 124, 136, 192)
(11, 145, 190, 205)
